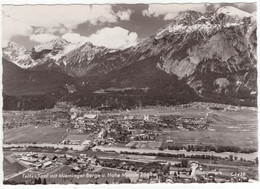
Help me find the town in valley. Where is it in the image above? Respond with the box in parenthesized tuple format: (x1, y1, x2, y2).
(3, 102, 258, 184)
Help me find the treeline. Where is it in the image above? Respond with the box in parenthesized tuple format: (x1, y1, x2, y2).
(3, 178, 47, 185)
(72, 91, 196, 110)
(3, 94, 56, 110)
(120, 151, 255, 162)
(165, 144, 257, 154)
(3, 180, 26, 185)
(121, 151, 219, 160)
(33, 178, 47, 184)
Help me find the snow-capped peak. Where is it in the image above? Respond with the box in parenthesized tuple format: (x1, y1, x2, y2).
(5, 41, 27, 51)
(51, 42, 80, 61)
(50, 38, 69, 46)
(3, 41, 37, 68)
(33, 38, 70, 52)
(216, 6, 254, 19)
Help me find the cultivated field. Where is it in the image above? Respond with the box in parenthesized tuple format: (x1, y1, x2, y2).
(160, 130, 257, 149)
(64, 133, 95, 141)
(209, 110, 258, 125)
(3, 153, 26, 177)
(3, 126, 67, 144)
(126, 141, 163, 149)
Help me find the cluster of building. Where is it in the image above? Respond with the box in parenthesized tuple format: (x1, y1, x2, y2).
(131, 132, 158, 141)
(69, 107, 100, 133)
(13, 152, 56, 169)
(54, 105, 212, 149)
(173, 116, 209, 131)
(9, 150, 252, 184)
(94, 158, 250, 183)
(13, 152, 98, 173)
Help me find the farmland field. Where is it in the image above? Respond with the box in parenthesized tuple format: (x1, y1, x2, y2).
(2, 111, 37, 122)
(209, 110, 258, 124)
(126, 141, 164, 149)
(160, 130, 257, 149)
(64, 133, 95, 142)
(3, 126, 67, 144)
(3, 155, 26, 177)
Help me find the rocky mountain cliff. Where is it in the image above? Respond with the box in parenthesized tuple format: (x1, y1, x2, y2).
(2, 6, 257, 109)
(3, 41, 38, 69)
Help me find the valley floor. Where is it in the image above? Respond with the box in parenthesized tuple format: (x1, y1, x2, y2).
(2, 103, 259, 184)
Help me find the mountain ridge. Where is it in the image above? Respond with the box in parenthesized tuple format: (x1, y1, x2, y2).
(2, 6, 257, 110)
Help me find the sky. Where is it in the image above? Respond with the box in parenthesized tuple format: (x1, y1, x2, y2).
(2, 3, 257, 50)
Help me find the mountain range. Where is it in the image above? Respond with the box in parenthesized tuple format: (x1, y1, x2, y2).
(2, 6, 257, 110)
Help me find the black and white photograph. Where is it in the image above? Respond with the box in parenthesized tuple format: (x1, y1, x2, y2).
(1, 0, 259, 186)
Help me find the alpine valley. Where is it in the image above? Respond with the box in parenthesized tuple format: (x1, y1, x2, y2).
(2, 6, 257, 110)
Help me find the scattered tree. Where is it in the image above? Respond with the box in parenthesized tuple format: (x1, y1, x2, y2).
(181, 159, 188, 167)
(37, 177, 42, 184)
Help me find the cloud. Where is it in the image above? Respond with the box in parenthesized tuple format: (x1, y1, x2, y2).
(33, 25, 71, 35)
(116, 9, 133, 20)
(2, 5, 134, 42)
(30, 34, 59, 43)
(62, 33, 88, 44)
(62, 27, 138, 49)
(86, 27, 138, 49)
(142, 4, 207, 20)
(2, 12, 33, 43)
(234, 3, 246, 8)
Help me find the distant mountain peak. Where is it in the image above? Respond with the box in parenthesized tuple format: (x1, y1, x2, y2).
(33, 38, 70, 53)
(3, 41, 37, 69)
(175, 10, 203, 22)
(50, 38, 70, 45)
(155, 11, 219, 40)
(216, 6, 254, 18)
(5, 41, 27, 51)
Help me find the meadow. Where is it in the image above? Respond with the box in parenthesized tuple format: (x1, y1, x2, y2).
(160, 130, 257, 149)
(3, 153, 26, 177)
(3, 126, 67, 144)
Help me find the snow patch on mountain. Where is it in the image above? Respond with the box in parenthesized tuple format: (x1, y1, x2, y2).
(155, 22, 220, 39)
(3, 41, 37, 69)
(49, 43, 79, 61)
